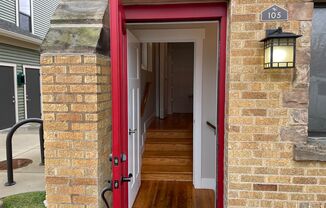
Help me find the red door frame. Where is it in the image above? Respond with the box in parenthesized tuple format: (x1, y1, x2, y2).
(110, 2, 227, 208)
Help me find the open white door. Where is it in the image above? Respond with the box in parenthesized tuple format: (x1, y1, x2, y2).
(127, 30, 141, 208)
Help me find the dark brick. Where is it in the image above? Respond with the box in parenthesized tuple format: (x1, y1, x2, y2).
(253, 184, 277, 191)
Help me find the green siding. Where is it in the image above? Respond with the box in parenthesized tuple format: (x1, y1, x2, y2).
(0, 43, 40, 121)
(0, 1, 16, 24)
(33, 0, 59, 38)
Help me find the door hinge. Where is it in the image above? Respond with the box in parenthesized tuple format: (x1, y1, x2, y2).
(114, 180, 119, 189)
(129, 128, 137, 135)
(121, 153, 127, 162)
(110, 156, 119, 166)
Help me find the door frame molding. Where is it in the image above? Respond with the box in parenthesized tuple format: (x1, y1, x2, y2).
(23, 65, 42, 119)
(111, 2, 227, 207)
(0, 62, 19, 124)
(130, 28, 205, 188)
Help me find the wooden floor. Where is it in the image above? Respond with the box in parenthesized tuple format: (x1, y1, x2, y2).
(133, 181, 215, 208)
(142, 114, 193, 182)
(148, 114, 193, 131)
(133, 114, 215, 208)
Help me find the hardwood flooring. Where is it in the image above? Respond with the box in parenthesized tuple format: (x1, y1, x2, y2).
(133, 181, 215, 208)
(133, 114, 215, 208)
(141, 116, 193, 182)
(148, 114, 193, 131)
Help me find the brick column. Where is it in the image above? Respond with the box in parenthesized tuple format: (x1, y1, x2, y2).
(41, 54, 111, 207)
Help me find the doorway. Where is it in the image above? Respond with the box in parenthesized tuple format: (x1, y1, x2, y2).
(127, 23, 218, 207)
(24, 66, 42, 119)
(109, 2, 227, 208)
(169, 43, 194, 115)
(0, 63, 18, 130)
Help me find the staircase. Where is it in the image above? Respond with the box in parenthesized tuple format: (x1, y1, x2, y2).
(141, 128, 193, 181)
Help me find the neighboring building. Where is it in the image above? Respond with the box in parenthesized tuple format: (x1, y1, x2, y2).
(40, 0, 326, 208)
(0, 0, 58, 129)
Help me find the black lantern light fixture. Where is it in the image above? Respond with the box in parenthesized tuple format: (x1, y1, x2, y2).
(260, 27, 302, 69)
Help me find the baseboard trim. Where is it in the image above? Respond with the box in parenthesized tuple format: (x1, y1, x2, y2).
(144, 112, 155, 132)
(141, 112, 155, 154)
(200, 178, 216, 190)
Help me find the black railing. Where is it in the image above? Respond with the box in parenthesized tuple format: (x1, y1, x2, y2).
(5, 118, 44, 186)
(206, 121, 217, 135)
(206, 121, 217, 130)
(101, 181, 112, 208)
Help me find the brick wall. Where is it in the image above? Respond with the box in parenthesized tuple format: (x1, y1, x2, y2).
(227, 0, 326, 207)
(41, 54, 111, 208)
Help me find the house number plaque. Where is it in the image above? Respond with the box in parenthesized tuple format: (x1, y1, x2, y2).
(261, 5, 288, 21)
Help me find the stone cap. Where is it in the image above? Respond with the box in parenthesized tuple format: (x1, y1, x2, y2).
(294, 142, 326, 162)
(41, 0, 109, 55)
(51, 0, 108, 24)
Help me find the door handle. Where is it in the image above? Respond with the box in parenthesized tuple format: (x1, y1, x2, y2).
(122, 173, 133, 183)
(129, 129, 137, 135)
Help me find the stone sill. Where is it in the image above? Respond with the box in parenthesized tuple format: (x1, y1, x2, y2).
(294, 141, 326, 162)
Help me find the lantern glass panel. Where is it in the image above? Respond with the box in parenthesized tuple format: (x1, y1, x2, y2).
(272, 45, 294, 67)
(264, 46, 271, 68)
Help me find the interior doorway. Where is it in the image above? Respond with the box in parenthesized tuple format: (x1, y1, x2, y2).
(126, 22, 218, 207)
(169, 43, 194, 115)
(156, 42, 195, 118)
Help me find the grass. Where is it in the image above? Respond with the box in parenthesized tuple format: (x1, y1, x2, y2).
(2, 192, 46, 208)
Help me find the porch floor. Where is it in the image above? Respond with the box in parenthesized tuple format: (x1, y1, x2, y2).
(133, 114, 214, 208)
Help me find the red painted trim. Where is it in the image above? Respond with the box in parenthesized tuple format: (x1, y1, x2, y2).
(217, 15, 227, 208)
(125, 3, 227, 22)
(111, 2, 228, 208)
(110, 1, 128, 207)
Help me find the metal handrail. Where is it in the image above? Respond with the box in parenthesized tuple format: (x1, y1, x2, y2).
(5, 118, 44, 186)
(206, 121, 217, 130)
(206, 121, 217, 135)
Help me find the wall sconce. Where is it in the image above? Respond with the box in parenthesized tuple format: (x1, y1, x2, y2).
(17, 72, 25, 86)
(260, 27, 302, 69)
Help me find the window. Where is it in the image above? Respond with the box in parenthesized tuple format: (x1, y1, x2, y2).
(18, 0, 31, 32)
(308, 4, 326, 139)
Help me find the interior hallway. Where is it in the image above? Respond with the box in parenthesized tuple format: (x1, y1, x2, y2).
(133, 114, 214, 208)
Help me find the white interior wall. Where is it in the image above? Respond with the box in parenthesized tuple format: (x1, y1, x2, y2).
(201, 24, 218, 183)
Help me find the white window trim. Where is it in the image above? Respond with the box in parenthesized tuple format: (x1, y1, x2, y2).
(23, 65, 42, 119)
(16, 0, 19, 26)
(16, 0, 34, 34)
(31, 0, 34, 34)
(0, 62, 19, 123)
